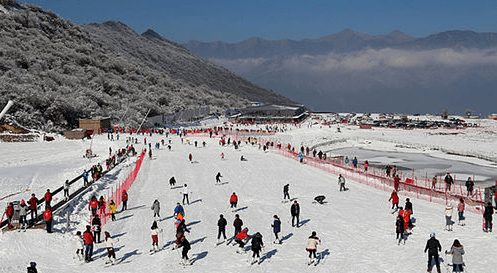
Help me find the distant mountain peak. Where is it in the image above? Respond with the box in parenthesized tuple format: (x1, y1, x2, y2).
(142, 29, 166, 41)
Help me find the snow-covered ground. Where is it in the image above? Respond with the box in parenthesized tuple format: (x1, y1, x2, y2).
(1, 117, 497, 273)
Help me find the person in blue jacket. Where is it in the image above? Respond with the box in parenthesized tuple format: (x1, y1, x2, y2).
(272, 215, 281, 244)
(173, 203, 185, 218)
(352, 157, 358, 168)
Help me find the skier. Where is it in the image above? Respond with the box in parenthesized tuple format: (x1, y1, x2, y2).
(109, 200, 116, 221)
(394, 175, 401, 192)
(63, 180, 70, 200)
(43, 207, 52, 233)
(291, 200, 300, 227)
(151, 199, 160, 219)
(457, 198, 465, 226)
(182, 184, 189, 205)
(465, 177, 474, 196)
(230, 192, 238, 209)
(405, 198, 413, 214)
(92, 214, 102, 243)
(6, 202, 14, 228)
(395, 213, 405, 245)
(298, 152, 304, 163)
(188, 153, 192, 163)
(445, 239, 465, 272)
(89, 196, 98, 216)
(283, 184, 290, 201)
(148, 149, 152, 158)
(150, 220, 163, 252)
(232, 227, 249, 252)
(27, 262, 37, 273)
(251, 232, 264, 264)
(444, 173, 454, 192)
(363, 160, 369, 172)
(233, 214, 243, 236)
(445, 203, 453, 231)
(45, 189, 52, 209)
(344, 156, 349, 165)
(352, 157, 358, 168)
(121, 190, 128, 211)
(74, 231, 84, 260)
(389, 191, 399, 210)
(306, 231, 321, 265)
(216, 172, 223, 184)
(173, 203, 185, 218)
(28, 193, 38, 225)
(424, 232, 442, 273)
(177, 235, 191, 265)
(98, 196, 106, 215)
(221, 152, 225, 160)
(385, 165, 392, 177)
(104, 231, 119, 264)
(431, 175, 437, 189)
(338, 174, 346, 191)
(483, 201, 493, 232)
(83, 225, 94, 262)
(169, 176, 176, 188)
(19, 200, 28, 230)
(217, 214, 227, 243)
(272, 215, 281, 244)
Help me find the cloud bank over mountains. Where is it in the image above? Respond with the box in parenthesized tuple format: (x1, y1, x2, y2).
(186, 30, 497, 115)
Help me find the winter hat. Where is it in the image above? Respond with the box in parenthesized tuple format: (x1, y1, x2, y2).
(30, 262, 36, 267)
(105, 231, 110, 237)
(430, 232, 436, 238)
(311, 231, 317, 236)
(21, 200, 25, 204)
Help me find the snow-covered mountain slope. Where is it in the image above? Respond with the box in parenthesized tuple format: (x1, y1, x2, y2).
(1, 129, 495, 273)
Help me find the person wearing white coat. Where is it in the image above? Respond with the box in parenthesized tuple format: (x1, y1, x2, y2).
(182, 184, 189, 205)
(445, 204, 454, 231)
(104, 231, 119, 264)
(306, 231, 321, 265)
(150, 221, 163, 252)
(74, 231, 85, 261)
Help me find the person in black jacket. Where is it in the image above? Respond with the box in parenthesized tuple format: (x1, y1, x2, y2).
(217, 214, 227, 243)
(395, 214, 405, 245)
(290, 201, 300, 227)
(424, 232, 442, 273)
(484, 202, 494, 232)
(283, 184, 290, 201)
(177, 235, 191, 265)
(405, 198, 413, 214)
(233, 214, 243, 236)
(251, 232, 264, 264)
(92, 214, 102, 243)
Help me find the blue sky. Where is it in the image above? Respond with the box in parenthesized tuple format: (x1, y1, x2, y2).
(23, 0, 496, 43)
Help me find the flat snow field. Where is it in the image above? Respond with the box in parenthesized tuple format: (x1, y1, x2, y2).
(0, 127, 496, 273)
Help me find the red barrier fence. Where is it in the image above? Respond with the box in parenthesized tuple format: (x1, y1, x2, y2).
(91, 149, 146, 228)
(217, 132, 485, 214)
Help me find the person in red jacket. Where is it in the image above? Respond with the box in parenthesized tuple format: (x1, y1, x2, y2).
(45, 189, 52, 209)
(233, 227, 249, 252)
(83, 225, 94, 262)
(28, 193, 38, 224)
(389, 191, 399, 210)
(6, 202, 14, 228)
(394, 175, 401, 192)
(89, 196, 98, 216)
(403, 210, 411, 232)
(43, 207, 52, 233)
(230, 193, 238, 209)
(122, 191, 128, 211)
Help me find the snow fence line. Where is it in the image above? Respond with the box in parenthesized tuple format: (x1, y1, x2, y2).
(187, 129, 485, 214)
(89, 149, 146, 229)
(0, 148, 132, 231)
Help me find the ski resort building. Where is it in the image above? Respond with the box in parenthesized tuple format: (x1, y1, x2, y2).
(236, 104, 308, 123)
(78, 117, 111, 130)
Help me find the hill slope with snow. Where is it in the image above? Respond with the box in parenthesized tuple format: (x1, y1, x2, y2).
(1, 124, 496, 272)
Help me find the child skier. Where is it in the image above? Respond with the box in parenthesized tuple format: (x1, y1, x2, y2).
(109, 200, 116, 221)
(104, 231, 119, 264)
(457, 198, 465, 226)
(177, 235, 191, 265)
(389, 191, 399, 210)
(74, 231, 84, 260)
(306, 231, 321, 265)
(150, 221, 162, 252)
